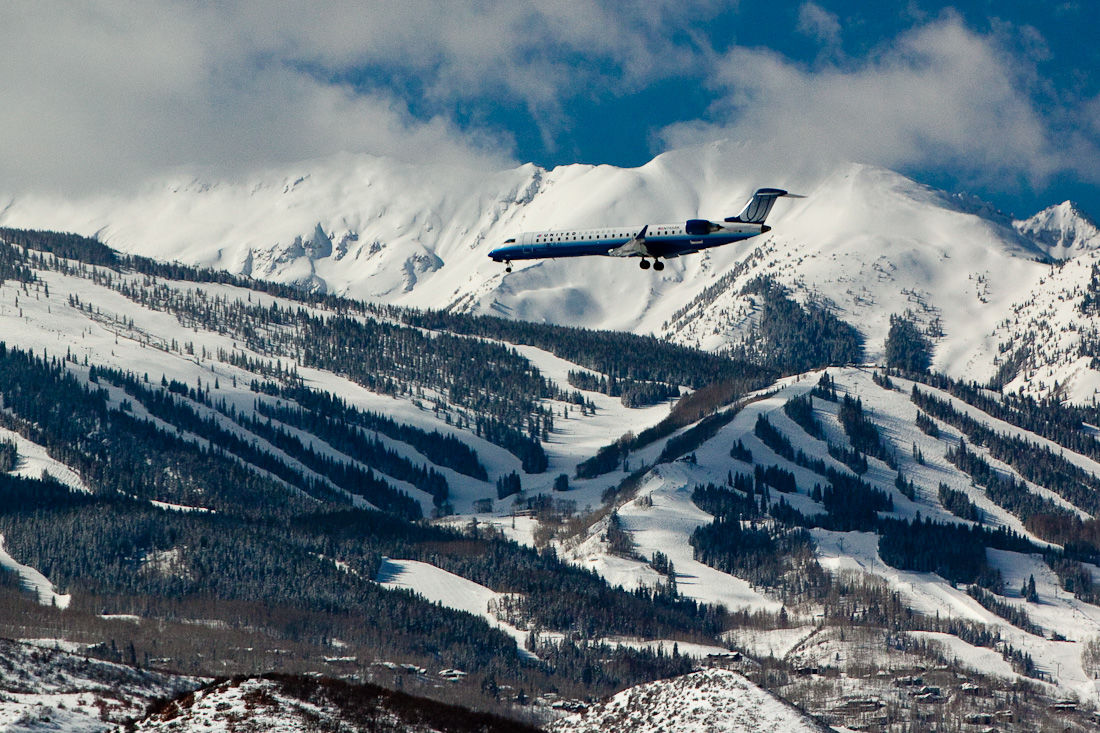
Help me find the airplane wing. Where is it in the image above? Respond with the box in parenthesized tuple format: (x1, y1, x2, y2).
(608, 225, 650, 257)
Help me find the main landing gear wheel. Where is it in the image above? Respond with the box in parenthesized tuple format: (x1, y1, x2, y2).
(639, 258, 651, 270)
(653, 259, 665, 271)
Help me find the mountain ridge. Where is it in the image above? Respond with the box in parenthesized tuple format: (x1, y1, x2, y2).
(2, 145, 1097, 404)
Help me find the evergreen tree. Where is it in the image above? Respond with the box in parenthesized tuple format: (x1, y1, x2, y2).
(496, 471, 522, 500)
(1023, 574, 1039, 602)
(885, 312, 932, 372)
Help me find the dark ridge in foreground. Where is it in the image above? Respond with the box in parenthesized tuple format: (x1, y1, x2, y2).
(142, 673, 546, 732)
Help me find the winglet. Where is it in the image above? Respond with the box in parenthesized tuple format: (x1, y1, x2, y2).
(725, 188, 801, 224)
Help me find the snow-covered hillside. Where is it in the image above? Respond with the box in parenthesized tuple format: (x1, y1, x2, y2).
(0, 232, 755, 727)
(4, 143, 1098, 397)
(376, 557, 533, 655)
(0, 534, 71, 609)
(550, 668, 829, 733)
(0, 246, 672, 516)
(0, 638, 198, 732)
(542, 366, 1100, 719)
(131, 676, 537, 733)
(0, 640, 529, 733)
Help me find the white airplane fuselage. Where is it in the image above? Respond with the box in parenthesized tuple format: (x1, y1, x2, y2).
(490, 221, 767, 261)
(488, 188, 794, 271)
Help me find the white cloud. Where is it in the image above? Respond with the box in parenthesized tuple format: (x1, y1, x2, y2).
(7, 4, 1091, 202)
(661, 16, 1100, 191)
(0, 3, 518, 193)
(797, 2, 842, 48)
(0, 1, 719, 194)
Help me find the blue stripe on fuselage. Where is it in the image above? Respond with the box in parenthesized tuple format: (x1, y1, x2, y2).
(488, 232, 756, 262)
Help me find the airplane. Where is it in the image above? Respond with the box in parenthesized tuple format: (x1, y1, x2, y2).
(488, 188, 801, 272)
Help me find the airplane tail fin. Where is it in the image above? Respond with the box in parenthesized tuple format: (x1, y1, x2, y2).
(725, 188, 803, 224)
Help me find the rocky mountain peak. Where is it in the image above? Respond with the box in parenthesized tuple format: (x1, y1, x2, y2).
(1014, 200, 1100, 259)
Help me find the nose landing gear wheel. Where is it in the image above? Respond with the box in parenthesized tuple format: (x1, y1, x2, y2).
(639, 258, 651, 270)
(653, 259, 665, 271)
(504, 260, 512, 273)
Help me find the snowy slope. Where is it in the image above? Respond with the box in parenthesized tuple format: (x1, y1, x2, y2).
(554, 366, 1100, 705)
(0, 244, 689, 641)
(376, 557, 532, 654)
(550, 668, 829, 733)
(0, 261, 674, 519)
(0, 427, 90, 492)
(135, 678, 340, 733)
(2, 230, 1098, 709)
(0, 638, 198, 732)
(0, 534, 70, 609)
(986, 252, 1100, 403)
(2, 142, 1088, 393)
(377, 556, 732, 661)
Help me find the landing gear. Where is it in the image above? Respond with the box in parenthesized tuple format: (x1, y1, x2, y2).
(653, 259, 665, 271)
(504, 260, 512, 273)
(639, 258, 664, 271)
(639, 258, 651, 270)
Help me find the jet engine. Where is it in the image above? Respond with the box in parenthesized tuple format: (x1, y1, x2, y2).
(685, 218, 720, 236)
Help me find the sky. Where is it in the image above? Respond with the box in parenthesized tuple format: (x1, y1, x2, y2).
(2, 1, 1098, 220)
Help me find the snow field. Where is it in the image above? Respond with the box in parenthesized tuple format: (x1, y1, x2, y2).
(724, 625, 818, 661)
(908, 631, 1019, 679)
(830, 370, 1077, 537)
(0, 690, 122, 732)
(375, 557, 535, 657)
(0, 533, 71, 609)
(0, 426, 90, 493)
(590, 462, 783, 612)
(14, 275, 1097, 702)
(894, 373, 1100, 515)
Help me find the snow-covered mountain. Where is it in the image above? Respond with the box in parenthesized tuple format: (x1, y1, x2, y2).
(4, 142, 1098, 399)
(1015, 201, 1100, 260)
(6, 146, 1100, 728)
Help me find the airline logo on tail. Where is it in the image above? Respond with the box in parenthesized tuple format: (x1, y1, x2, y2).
(727, 188, 799, 224)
